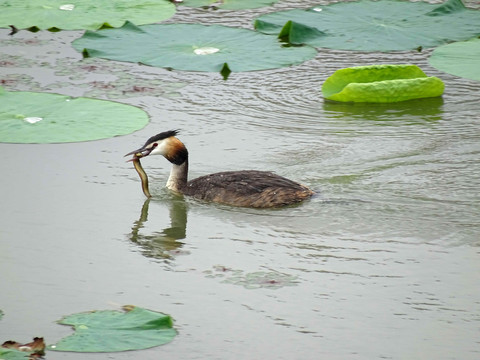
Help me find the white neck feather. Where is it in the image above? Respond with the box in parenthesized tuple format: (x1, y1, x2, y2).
(166, 161, 188, 192)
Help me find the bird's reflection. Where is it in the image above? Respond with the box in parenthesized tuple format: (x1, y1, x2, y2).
(128, 196, 188, 261)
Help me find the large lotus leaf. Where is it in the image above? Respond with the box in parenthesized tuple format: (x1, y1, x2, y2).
(429, 38, 480, 81)
(322, 65, 444, 103)
(254, 0, 480, 51)
(49, 306, 176, 352)
(0, 0, 175, 31)
(72, 22, 317, 76)
(181, 0, 278, 10)
(0, 87, 149, 143)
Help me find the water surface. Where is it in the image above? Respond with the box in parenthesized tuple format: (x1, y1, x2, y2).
(1, 1, 479, 359)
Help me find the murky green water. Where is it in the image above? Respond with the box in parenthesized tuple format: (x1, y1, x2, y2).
(1, 1, 480, 359)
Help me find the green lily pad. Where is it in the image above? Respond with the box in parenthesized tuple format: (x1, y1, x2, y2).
(72, 21, 317, 78)
(322, 65, 444, 103)
(254, 0, 480, 51)
(181, 0, 278, 10)
(0, 87, 149, 143)
(49, 306, 176, 352)
(0, 349, 31, 360)
(429, 38, 480, 81)
(0, 0, 175, 31)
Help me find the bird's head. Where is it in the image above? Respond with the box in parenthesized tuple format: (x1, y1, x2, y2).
(125, 130, 188, 165)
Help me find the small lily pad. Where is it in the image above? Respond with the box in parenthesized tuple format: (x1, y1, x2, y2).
(322, 65, 444, 103)
(0, 348, 32, 360)
(254, 0, 480, 51)
(0, 0, 176, 31)
(0, 87, 149, 143)
(181, 0, 278, 10)
(49, 306, 176, 352)
(429, 38, 480, 81)
(72, 22, 317, 78)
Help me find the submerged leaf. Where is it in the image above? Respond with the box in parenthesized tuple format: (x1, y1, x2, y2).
(181, 0, 278, 10)
(72, 22, 317, 75)
(429, 38, 480, 81)
(49, 306, 176, 352)
(0, 0, 175, 31)
(322, 65, 444, 103)
(224, 271, 299, 289)
(0, 88, 149, 143)
(205, 266, 299, 289)
(254, 0, 480, 51)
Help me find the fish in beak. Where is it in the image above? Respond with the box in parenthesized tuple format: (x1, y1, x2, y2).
(124, 143, 158, 162)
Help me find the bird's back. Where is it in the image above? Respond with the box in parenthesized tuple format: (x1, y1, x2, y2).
(183, 170, 314, 208)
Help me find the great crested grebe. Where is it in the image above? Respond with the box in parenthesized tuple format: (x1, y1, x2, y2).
(126, 130, 314, 208)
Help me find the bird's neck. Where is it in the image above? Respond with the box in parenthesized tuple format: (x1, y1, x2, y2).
(166, 159, 188, 192)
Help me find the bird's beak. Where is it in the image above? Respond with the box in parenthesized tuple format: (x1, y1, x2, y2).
(124, 146, 153, 162)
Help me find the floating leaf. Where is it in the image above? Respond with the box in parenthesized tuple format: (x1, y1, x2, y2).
(429, 38, 480, 81)
(322, 65, 444, 103)
(0, 348, 32, 360)
(0, 0, 175, 31)
(72, 22, 317, 77)
(181, 0, 278, 10)
(0, 87, 149, 143)
(278, 20, 325, 44)
(254, 0, 480, 51)
(49, 306, 176, 352)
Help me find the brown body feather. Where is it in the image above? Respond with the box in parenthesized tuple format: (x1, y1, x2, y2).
(182, 170, 314, 208)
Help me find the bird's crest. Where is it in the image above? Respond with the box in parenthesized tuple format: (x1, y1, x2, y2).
(144, 130, 179, 147)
